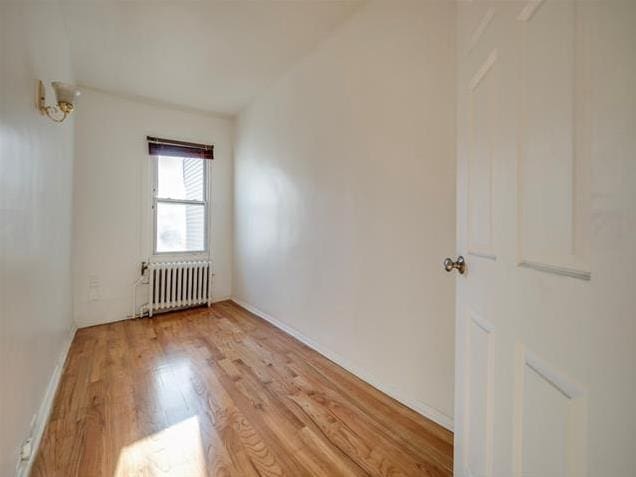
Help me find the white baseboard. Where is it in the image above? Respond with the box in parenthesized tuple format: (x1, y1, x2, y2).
(231, 297, 453, 432)
(16, 323, 77, 477)
(212, 296, 232, 303)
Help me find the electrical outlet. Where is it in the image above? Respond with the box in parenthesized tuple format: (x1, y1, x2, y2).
(20, 438, 33, 461)
(88, 275, 101, 301)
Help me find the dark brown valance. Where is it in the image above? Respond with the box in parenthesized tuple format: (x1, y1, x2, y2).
(147, 136, 214, 160)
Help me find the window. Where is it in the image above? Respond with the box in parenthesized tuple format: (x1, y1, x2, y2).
(153, 155, 208, 253)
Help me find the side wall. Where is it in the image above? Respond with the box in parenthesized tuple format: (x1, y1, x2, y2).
(233, 0, 457, 425)
(0, 2, 76, 475)
(73, 89, 234, 327)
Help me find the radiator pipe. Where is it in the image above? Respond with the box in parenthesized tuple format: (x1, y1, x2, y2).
(131, 275, 144, 319)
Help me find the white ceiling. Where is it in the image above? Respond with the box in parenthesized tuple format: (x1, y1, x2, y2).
(60, 1, 364, 115)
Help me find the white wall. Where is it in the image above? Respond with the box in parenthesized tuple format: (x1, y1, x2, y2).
(233, 0, 456, 426)
(0, 2, 76, 475)
(73, 89, 234, 327)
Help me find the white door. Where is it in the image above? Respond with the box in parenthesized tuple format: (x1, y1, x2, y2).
(453, 1, 636, 476)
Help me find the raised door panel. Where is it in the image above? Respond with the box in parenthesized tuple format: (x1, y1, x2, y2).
(513, 349, 587, 477)
(517, 0, 590, 279)
(463, 311, 495, 477)
(468, 50, 498, 260)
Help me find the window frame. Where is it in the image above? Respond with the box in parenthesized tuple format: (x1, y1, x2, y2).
(152, 155, 209, 256)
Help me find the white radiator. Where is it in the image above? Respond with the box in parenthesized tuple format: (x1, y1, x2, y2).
(147, 260, 212, 316)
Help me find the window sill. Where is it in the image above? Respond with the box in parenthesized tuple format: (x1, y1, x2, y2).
(151, 251, 210, 262)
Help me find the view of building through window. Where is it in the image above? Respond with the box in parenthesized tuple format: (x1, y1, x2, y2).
(155, 156, 206, 253)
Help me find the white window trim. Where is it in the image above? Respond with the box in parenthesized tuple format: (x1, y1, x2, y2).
(151, 155, 210, 256)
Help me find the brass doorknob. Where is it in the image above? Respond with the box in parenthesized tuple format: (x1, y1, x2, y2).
(444, 256, 466, 274)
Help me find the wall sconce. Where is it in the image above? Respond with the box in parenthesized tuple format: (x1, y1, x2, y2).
(37, 81, 81, 123)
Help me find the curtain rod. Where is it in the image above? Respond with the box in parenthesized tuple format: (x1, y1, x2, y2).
(146, 136, 214, 151)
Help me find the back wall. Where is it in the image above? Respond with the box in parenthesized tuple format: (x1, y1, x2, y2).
(73, 89, 234, 327)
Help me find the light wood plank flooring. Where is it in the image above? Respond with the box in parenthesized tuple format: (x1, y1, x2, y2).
(32, 301, 453, 476)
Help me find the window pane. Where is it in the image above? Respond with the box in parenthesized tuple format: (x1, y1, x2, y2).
(157, 156, 204, 201)
(156, 202, 205, 252)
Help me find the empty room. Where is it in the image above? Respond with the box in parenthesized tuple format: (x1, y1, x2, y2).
(1, 0, 635, 476)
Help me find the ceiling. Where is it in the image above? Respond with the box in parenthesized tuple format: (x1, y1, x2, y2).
(60, 1, 364, 116)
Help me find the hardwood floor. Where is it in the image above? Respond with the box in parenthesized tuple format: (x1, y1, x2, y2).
(32, 301, 453, 476)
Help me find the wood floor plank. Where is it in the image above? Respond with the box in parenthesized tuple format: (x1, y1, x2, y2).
(31, 301, 453, 476)
(221, 302, 454, 468)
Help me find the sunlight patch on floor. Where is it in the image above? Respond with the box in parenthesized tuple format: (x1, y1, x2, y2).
(114, 416, 205, 477)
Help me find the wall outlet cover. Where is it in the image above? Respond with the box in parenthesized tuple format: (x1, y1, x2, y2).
(20, 438, 33, 461)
